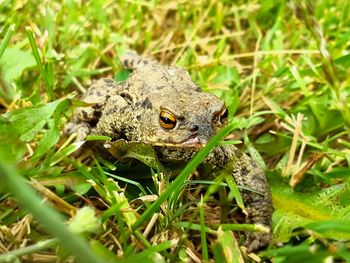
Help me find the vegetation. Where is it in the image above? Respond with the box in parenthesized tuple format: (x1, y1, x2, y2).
(0, 0, 350, 262)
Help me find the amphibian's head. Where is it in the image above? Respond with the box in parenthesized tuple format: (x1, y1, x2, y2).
(126, 65, 228, 149)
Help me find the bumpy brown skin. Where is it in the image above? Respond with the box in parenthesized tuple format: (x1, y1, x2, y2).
(65, 52, 273, 251)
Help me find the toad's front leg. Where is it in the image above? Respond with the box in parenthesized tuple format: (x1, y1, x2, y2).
(206, 145, 273, 251)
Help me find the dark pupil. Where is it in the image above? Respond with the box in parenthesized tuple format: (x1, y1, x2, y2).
(161, 115, 174, 124)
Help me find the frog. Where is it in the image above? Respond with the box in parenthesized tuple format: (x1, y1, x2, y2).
(65, 51, 273, 252)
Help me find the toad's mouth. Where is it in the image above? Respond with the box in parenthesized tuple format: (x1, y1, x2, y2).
(180, 133, 202, 145)
(149, 133, 206, 149)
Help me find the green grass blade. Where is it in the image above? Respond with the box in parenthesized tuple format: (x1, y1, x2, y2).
(224, 172, 246, 213)
(0, 24, 15, 59)
(25, 27, 42, 68)
(0, 161, 104, 263)
(25, 27, 54, 100)
(306, 219, 350, 234)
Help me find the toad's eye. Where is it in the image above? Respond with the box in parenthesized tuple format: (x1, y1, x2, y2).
(159, 110, 177, 130)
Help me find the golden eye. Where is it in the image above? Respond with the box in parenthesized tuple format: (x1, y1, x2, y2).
(159, 110, 177, 130)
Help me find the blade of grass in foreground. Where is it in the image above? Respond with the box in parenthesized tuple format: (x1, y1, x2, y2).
(132, 121, 240, 230)
(0, 161, 104, 263)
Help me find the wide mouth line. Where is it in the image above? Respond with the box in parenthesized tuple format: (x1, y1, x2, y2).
(143, 133, 205, 149)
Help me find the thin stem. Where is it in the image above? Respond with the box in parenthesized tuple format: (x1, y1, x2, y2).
(0, 239, 58, 261)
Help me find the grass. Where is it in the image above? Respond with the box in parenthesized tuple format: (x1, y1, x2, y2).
(0, 0, 350, 262)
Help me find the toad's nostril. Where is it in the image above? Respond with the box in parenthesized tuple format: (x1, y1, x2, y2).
(190, 125, 199, 132)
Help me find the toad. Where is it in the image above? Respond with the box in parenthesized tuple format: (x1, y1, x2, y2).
(65, 51, 273, 251)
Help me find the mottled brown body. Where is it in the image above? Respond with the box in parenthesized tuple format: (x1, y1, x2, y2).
(65, 52, 273, 251)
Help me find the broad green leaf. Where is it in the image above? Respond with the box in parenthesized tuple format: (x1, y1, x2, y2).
(0, 116, 26, 162)
(5, 98, 66, 142)
(1, 99, 69, 162)
(272, 209, 313, 243)
(0, 47, 36, 82)
(31, 98, 69, 159)
(271, 179, 350, 242)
